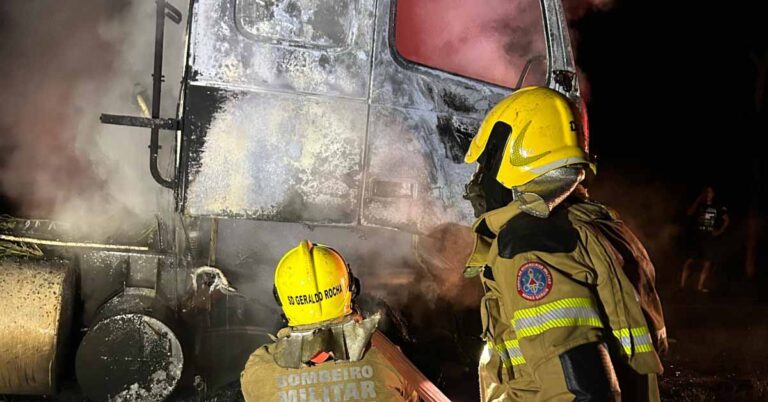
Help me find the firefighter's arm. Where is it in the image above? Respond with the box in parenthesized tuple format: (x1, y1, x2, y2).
(584, 232, 664, 373)
(240, 346, 271, 402)
(370, 331, 450, 402)
(610, 223, 669, 355)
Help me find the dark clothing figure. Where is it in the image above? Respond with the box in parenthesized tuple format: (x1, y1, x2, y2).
(689, 203, 728, 261)
(681, 187, 730, 292)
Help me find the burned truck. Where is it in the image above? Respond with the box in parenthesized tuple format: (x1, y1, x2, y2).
(0, 0, 585, 400)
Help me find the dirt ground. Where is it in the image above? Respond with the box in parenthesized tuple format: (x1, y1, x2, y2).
(657, 288, 768, 402)
(3, 283, 767, 402)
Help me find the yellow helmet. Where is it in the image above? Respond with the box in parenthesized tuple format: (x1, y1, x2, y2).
(273, 240, 356, 326)
(465, 86, 594, 188)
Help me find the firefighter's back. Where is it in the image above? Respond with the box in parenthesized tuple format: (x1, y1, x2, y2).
(241, 331, 418, 402)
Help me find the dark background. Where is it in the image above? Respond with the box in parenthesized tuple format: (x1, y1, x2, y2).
(576, 0, 768, 196)
(571, 0, 768, 296)
(574, 6, 768, 395)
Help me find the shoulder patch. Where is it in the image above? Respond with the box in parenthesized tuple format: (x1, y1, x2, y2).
(498, 207, 579, 258)
(516, 262, 553, 301)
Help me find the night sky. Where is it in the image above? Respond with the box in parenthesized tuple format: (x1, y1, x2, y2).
(574, 0, 768, 204)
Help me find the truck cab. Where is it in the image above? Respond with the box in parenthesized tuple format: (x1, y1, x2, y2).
(0, 1, 583, 400)
(173, 0, 580, 394)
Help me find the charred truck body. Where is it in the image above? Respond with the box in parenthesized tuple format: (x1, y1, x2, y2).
(0, 0, 584, 400)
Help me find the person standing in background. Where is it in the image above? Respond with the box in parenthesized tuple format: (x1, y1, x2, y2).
(680, 186, 730, 292)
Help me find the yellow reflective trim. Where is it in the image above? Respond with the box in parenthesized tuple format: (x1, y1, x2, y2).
(635, 344, 655, 353)
(612, 327, 650, 338)
(491, 339, 527, 366)
(515, 317, 604, 338)
(504, 340, 526, 365)
(486, 342, 511, 368)
(489, 341, 512, 367)
(619, 344, 655, 355)
(512, 298, 596, 319)
(613, 327, 655, 356)
(620, 345, 630, 354)
(510, 356, 526, 365)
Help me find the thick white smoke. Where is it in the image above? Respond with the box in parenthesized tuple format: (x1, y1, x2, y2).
(394, 0, 614, 90)
(0, 0, 188, 240)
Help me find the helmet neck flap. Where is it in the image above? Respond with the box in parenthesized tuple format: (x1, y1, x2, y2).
(512, 165, 586, 218)
(272, 313, 380, 368)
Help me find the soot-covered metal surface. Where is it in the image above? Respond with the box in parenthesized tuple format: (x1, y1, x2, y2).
(76, 314, 183, 402)
(189, 0, 374, 98)
(183, 87, 366, 223)
(180, 0, 517, 232)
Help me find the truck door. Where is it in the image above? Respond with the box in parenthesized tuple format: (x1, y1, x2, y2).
(180, 0, 377, 225)
(361, 0, 552, 232)
(179, 0, 575, 233)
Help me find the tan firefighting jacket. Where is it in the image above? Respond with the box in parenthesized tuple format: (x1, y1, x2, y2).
(466, 197, 665, 398)
(241, 316, 420, 402)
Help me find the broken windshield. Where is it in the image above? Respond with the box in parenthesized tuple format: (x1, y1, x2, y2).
(394, 0, 548, 89)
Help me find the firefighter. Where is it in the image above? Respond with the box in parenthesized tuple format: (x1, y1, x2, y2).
(241, 240, 449, 402)
(462, 87, 668, 402)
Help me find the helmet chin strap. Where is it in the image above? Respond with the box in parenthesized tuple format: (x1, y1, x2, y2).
(512, 166, 586, 218)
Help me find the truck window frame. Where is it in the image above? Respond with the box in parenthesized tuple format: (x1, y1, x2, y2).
(386, 0, 549, 91)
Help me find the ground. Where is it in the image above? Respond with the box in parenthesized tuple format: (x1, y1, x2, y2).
(657, 288, 768, 402)
(2, 282, 767, 402)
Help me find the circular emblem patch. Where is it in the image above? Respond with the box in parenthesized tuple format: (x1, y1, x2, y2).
(516, 262, 553, 301)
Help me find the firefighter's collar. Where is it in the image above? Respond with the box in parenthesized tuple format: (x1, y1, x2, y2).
(472, 201, 524, 237)
(464, 202, 524, 278)
(272, 313, 380, 369)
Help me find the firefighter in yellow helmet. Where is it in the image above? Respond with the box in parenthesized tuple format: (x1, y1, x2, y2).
(463, 87, 667, 402)
(240, 241, 450, 402)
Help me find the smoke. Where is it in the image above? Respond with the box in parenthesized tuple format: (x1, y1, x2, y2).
(589, 167, 686, 289)
(395, 0, 547, 88)
(394, 0, 614, 90)
(0, 0, 614, 242)
(0, 0, 187, 239)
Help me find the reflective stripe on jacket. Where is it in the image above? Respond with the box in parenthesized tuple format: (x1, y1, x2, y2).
(467, 197, 665, 379)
